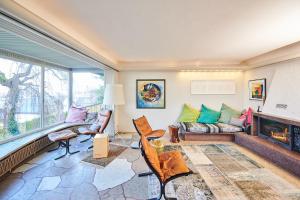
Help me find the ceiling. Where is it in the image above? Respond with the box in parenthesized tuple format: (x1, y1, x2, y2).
(6, 0, 300, 70)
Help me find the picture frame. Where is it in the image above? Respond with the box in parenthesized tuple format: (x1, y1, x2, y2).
(249, 78, 266, 101)
(136, 79, 166, 109)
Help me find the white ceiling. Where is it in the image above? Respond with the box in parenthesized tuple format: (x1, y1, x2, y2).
(9, 0, 300, 70)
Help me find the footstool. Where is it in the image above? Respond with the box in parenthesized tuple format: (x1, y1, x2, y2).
(48, 129, 80, 160)
(93, 133, 109, 159)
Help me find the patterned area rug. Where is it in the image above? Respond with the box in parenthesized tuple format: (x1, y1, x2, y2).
(82, 144, 127, 167)
(148, 145, 215, 200)
(110, 132, 140, 147)
(182, 144, 300, 200)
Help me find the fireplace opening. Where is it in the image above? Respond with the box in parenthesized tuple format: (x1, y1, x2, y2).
(253, 113, 300, 153)
(260, 118, 291, 147)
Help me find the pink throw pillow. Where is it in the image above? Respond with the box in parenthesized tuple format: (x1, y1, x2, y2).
(246, 107, 253, 125)
(239, 107, 253, 126)
(65, 106, 87, 123)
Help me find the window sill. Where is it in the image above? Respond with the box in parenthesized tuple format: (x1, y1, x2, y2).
(0, 122, 90, 160)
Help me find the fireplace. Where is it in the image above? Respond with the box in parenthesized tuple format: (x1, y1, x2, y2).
(253, 113, 300, 152)
(260, 118, 291, 148)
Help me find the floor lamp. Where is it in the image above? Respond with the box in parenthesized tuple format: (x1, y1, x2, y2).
(102, 84, 125, 138)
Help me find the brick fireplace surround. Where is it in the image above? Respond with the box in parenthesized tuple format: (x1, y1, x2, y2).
(235, 113, 300, 177)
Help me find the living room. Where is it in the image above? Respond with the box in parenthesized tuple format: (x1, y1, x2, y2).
(0, 1, 300, 200)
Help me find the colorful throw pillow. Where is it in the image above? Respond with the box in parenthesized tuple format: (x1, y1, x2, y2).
(229, 117, 245, 127)
(65, 106, 87, 123)
(219, 104, 241, 124)
(197, 105, 220, 124)
(178, 104, 200, 122)
(239, 107, 253, 126)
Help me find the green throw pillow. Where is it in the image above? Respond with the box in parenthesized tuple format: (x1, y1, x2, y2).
(218, 103, 241, 124)
(178, 104, 200, 122)
(197, 105, 220, 124)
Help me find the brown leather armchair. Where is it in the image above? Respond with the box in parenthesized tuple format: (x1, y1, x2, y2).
(132, 115, 165, 140)
(140, 136, 192, 199)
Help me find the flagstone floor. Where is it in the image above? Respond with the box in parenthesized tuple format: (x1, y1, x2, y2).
(0, 132, 300, 200)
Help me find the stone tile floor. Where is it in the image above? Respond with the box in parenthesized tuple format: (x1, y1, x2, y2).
(1, 133, 300, 200)
(0, 133, 150, 200)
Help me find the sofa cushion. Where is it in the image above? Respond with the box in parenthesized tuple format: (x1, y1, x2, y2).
(216, 123, 243, 132)
(181, 122, 243, 133)
(197, 105, 220, 124)
(178, 104, 200, 122)
(218, 103, 241, 124)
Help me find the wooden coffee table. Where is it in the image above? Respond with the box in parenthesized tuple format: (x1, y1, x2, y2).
(168, 125, 180, 143)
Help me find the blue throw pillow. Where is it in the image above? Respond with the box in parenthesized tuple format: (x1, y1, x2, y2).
(197, 105, 221, 124)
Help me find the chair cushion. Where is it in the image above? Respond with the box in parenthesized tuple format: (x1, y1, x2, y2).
(141, 136, 164, 180)
(218, 104, 241, 124)
(178, 104, 200, 123)
(197, 105, 220, 124)
(134, 116, 153, 135)
(48, 130, 77, 142)
(78, 127, 97, 135)
(158, 151, 190, 181)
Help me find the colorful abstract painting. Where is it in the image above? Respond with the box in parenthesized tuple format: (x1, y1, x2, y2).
(136, 79, 165, 109)
(249, 79, 266, 101)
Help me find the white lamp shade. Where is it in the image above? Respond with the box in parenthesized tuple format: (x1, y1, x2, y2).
(103, 84, 125, 106)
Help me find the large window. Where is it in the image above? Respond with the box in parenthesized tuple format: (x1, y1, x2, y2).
(73, 72, 104, 107)
(0, 58, 41, 141)
(0, 57, 104, 143)
(44, 68, 69, 127)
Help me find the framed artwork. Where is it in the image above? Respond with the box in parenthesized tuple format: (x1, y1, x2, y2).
(136, 79, 165, 109)
(249, 78, 266, 101)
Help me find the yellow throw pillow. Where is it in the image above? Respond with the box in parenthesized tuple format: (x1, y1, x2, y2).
(178, 104, 200, 122)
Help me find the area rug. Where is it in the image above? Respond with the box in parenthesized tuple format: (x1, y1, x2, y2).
(182, 144, 300, 200)
(110, 132, 140, 147)
(148, 173, 215, 200)
(82, 144, 127, 167)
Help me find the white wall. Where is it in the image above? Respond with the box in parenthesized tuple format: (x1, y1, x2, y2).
(118, 71, 244, 132)
(243, 65, 275, 110)
(244, 58, 300, 120)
